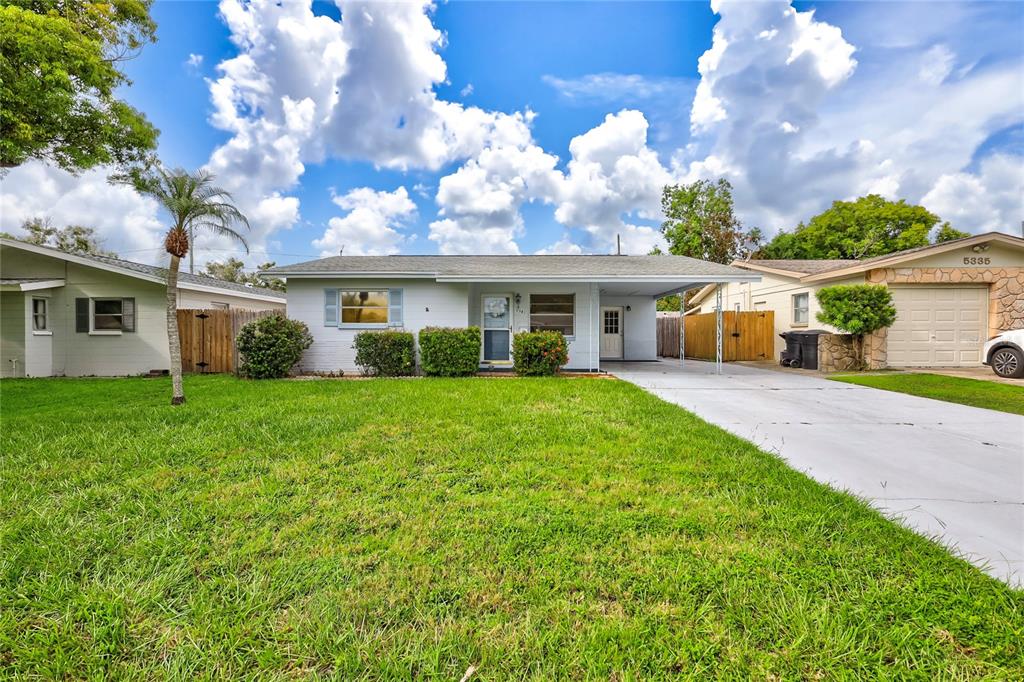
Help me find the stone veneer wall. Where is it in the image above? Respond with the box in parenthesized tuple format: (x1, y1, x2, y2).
(866, 266, 1024, 333)
(818, 330, 886, 372)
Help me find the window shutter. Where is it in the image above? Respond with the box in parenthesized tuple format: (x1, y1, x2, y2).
(75, 298, 89, 333)
(324, 289, 338, 326)
(122, 298, 136, 332)
(388, 289, 403, 327)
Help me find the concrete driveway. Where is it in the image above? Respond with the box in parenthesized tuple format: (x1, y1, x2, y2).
(605, 359, 1024, 587)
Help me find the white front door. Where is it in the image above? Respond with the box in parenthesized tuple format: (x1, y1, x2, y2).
(600, 306, 624, 359)
(887, 286, 987, 367)
(481, 294, 512, 363)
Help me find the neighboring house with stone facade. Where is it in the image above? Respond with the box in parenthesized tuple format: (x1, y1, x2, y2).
(689, 232, 1024, 370)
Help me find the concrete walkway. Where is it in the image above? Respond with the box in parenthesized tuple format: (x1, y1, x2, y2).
(605, 359, 1024, 587)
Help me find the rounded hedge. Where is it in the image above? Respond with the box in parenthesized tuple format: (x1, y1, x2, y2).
(353, 330, 415, 376)
(511, 330, 569, 376)
(236, 315, 313, 379)
(419, 326, 481, 377)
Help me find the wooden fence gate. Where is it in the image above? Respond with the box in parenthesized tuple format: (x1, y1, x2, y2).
(177, 309, 277, 374)
(657, 311, 774, 361)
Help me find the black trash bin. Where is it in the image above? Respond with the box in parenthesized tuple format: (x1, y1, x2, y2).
(779, 330, 830, 370)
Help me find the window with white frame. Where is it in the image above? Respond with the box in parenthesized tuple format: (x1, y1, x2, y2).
(32, 298, 48, 331)
(530, 294, 574, 336)
(792, 292, 809, 325)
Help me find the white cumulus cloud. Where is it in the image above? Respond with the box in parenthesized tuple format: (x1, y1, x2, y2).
(314, 186, 417, 256)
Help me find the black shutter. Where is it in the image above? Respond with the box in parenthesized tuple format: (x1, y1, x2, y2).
(75, 298, 89, 333)
(122, 298, 135, 332)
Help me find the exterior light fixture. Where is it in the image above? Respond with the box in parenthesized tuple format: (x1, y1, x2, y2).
(626, 305, 631, 311)
(514, 293, 522, 306)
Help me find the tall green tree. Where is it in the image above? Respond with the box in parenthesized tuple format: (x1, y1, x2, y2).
(0, 0, 158, 171)
(659, 179, 763, 263)
(134, 167, 249, 405)
(758, 195, 940, 259)
(7, 217, 117, 256)
(203, 257, 286, 292)
(933, 222, 970, 243)
(656, 178, 761, 312)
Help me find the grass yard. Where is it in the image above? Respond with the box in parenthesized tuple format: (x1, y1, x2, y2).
(1, 376, 1022, 679)
(829, 372, 1024, 415)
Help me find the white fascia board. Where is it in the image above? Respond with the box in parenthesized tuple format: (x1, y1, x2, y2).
(262, 272, 437, 279)
(435, 274, 763, 283)
(1, 279, 66, 292)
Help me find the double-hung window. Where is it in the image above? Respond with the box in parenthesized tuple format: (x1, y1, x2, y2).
(32, 298, 48, 331)
(792, 292, 809, 326)
(530, 294, 574, 337)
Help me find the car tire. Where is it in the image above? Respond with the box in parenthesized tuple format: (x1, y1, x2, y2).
(990, 347, 1024, 379)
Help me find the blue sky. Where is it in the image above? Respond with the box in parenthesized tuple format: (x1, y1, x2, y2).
(1, 0, 1021, 268)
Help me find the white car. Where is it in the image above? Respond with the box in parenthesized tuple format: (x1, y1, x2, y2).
(982, 329, 1024, 378)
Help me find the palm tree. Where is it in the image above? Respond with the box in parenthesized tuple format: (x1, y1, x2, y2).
(137, 167, 249, 405)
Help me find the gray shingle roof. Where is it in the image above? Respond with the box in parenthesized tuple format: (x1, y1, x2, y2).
(0, 277, 61, 285)
(263, 254, 754, 279)
(740, 259, 857, 275)
(2, 239, 285, 300)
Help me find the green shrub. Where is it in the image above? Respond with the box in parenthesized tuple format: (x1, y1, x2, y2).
(353, 330, 415, 377)
(236, 315, 313, 379)
(816, 284, 897, 369)
(511, 330, 569, 376)
(419, 326, 481, 376)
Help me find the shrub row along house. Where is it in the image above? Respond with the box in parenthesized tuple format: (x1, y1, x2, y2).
(0, 238, 285, 377)
(261, 255, 758, 374)
(689, 232, 1024, 368)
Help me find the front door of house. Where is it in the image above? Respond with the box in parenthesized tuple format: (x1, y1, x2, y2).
(601, 306, 624, 359)
(482, 295, 512, 363)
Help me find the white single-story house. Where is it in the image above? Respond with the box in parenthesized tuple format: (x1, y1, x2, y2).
(262, 255, 760, 373)
(1, 238, 286, 377)
(688, 232, 1024, 368)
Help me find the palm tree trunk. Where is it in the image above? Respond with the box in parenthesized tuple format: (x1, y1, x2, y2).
(166, 254, 186, 405)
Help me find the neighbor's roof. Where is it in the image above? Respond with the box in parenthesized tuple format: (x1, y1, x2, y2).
(734, 259, 857, 276)
(1, 238, 285, 302)
(687, 230, 1024, 306)
(262, 254, 759, 282)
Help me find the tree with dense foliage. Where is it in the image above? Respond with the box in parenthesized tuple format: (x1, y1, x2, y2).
(236, 315, 313, 379)
(202, 257, 286, 292)
(758, 195, 942, 260)
(0, 0, 159, 171)
(659, 179, 763, 263)
(816, 284, 897, 369)
(133, 167, 249, 405)
(932, 222, 971, 243)
(7, 217, 116, 256)
(656, 178, 762, 312)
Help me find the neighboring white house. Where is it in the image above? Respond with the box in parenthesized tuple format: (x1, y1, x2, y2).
(0, 238, 286, 377)
(262, 254, 760, 373)
(688, 232, 1024, 367)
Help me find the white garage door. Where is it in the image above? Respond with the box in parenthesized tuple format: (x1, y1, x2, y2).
(888, 286, 988, 367)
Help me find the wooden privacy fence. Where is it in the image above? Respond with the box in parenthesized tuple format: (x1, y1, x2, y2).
(177, 308, 278, 374)
(657, 311, 774, 361)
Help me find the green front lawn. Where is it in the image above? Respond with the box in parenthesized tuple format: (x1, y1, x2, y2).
(1, 376, 1021, 678)
(829, 372, 1024, 415)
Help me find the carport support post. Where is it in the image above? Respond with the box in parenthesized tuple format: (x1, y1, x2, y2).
(715, 284, 723, 375)
(678, 292, 685, 365)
